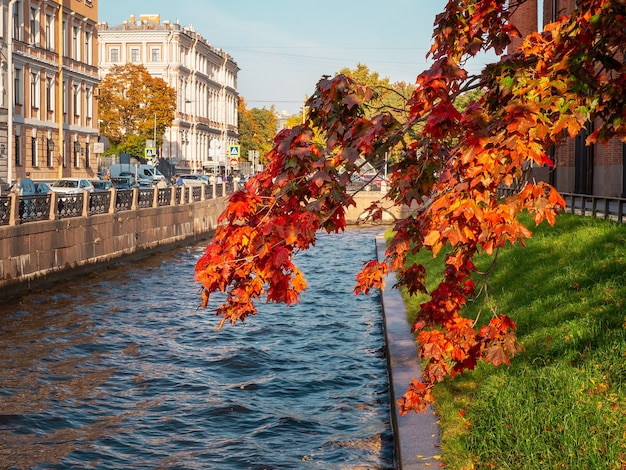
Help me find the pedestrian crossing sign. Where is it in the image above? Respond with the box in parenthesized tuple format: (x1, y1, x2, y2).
(228, 145, 240, 157)
(145, 147, 155, 158)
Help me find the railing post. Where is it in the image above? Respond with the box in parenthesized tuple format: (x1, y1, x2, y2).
(222, 180, 226, 197)
(170, 187, 177, 206)
(153, 187, 159, 208)
(81, 190, 90, 217)
(49, 192, 58, 220)
(109, 189, 117, 214)
(131, 188, 139, 210)
(591, 197, 596, 216)
(8, 193, 18, 226)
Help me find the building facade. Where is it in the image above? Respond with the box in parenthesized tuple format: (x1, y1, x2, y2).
(0, 0, 100, 189)
(510, 0, 625, 197)
(97, 15, 239, 176)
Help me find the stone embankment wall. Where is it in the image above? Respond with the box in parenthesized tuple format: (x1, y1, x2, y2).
(0, 198, 228, 299)
(0, 190, 408, 300)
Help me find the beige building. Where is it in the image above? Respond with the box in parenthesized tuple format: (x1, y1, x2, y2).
(0, 0, 100, 188)
(97, 14, 239, 176)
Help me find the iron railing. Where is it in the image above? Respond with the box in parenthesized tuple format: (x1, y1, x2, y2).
(0, 182, 234, 226)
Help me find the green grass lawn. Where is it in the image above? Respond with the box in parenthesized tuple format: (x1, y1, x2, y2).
(399, 212, 626, 469)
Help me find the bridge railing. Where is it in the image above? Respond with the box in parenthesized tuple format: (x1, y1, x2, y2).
(0, 181, 235, 227)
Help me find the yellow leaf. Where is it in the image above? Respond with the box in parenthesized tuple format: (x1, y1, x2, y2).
(423, 230, 440, 248)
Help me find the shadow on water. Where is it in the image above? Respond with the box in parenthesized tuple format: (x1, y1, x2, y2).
(0, 228, 394, 469)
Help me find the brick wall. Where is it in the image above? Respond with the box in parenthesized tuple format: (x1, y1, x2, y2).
(508, 0, 538, 52)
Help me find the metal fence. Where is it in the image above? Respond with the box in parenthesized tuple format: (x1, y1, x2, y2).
(559, 192, 626, 223)
(0, 182, 232, 226)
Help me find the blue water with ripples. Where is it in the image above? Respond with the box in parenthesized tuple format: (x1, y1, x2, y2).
(0, 228, 394, 469)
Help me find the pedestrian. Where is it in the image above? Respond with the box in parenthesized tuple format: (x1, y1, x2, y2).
(19, 172, 36, 196)
(176, 175, 183, 186)
(18, 172, 36, 219)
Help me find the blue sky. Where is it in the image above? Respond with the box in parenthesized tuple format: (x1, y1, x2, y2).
(99, 1, 494, 115)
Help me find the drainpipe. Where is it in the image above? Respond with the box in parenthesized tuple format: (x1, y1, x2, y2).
(221, 54, 227, 176)
(7, 0, 16, 186)
(56, 3, 63, 178)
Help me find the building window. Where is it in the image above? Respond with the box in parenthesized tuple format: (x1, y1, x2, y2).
(15, 136, 21, 167)
(110, 47, 119, 63)
(84, 31, 91, 64)
(73, 84, 80, 117)
(31, 137, 38, 167)
(46, 77, 54, 113)
(13, 1, 21, 41)
(73, 141, 80, 168)
(47, 138, 53, 167)
(14, 68, 22, 105)
(72, 25, 79, 60)
(62, 20, 68, 56)
(151, 47, 160, 62)
(63, 80, 68, 118)
(30, 7, 38, 45)
(45, 13, 54, 50)
(30, 73, 39, 108)
(130, 47, 140, 63)
(85, 87, 92, 119)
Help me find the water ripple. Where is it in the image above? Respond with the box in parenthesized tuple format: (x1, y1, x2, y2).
(0, 228, 394, 469)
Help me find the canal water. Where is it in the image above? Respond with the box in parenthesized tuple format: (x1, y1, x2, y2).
(0, 228, 394, 469)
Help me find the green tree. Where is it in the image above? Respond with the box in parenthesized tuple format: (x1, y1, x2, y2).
(237, 97, 277, 166)
(99, 64, 177, 159)
(337, 63, 415, 170)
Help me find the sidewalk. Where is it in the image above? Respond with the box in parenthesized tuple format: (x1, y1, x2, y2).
(376, 234, 441, 469)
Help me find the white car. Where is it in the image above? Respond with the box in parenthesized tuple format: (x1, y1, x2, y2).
(50, 178, 95, 194)
(177, 174, 209, 186)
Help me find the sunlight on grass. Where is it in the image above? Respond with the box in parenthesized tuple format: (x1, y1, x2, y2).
(396, 213, 626, 469)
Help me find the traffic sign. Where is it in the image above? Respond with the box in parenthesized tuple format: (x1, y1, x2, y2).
(145, 147, 155, 158)
(230, 157, 239, 168)
(228, 145, 240, 157)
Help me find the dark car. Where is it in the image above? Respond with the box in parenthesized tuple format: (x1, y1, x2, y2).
(110, 176, 137, 190)
(92, 180, 113, 192)
(34, 182, 52, 194)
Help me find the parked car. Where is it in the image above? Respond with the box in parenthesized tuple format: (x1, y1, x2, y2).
(92, 180, 113, 192)
(119, 171, 158, 186)
(50, 178, 95, 194)
(177, 174, 208, 186)
(34, 182, 52, 194)
(110, 176, 137, 190)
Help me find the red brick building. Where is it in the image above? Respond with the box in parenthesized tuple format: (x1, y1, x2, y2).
(510, 0, 625, 197)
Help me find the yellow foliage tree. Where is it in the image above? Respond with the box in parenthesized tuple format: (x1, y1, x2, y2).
(99, 64, 176, 158)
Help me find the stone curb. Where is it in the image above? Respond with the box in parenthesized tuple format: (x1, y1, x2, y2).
(376, 234, 441, 469)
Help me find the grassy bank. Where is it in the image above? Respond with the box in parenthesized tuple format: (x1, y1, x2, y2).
(400, 213, 626, 469)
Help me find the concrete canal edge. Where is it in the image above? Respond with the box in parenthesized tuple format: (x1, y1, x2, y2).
(376, 234, 441, 469)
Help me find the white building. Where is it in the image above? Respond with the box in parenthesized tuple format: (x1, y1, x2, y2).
(97, 14, 239, 175)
